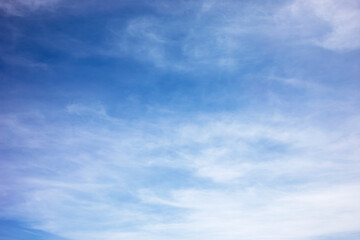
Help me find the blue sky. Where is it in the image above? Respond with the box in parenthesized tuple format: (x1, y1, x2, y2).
(1, 0, 360, 239)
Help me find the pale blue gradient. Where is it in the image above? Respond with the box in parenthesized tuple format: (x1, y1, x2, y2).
(1, 0, 360, 240)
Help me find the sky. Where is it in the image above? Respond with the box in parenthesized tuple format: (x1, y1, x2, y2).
(0, 0, 360, 240)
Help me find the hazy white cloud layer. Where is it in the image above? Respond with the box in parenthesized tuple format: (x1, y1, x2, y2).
(1, 97, 360, 240)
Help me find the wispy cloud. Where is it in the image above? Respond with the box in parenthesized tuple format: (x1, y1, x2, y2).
(275, 0, 360, 51)
(106, 0, 360, 71)
(0, 0, 60, 16)
(106, 1, 275, 71)
(1, 1, 359, 240)
(1, 98, 359, 239)
(139, 183, 360, 240)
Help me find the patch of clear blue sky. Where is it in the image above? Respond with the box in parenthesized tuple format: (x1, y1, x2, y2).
(0, 219, 67, 240)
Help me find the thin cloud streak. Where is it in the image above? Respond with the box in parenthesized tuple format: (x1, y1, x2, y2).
(0, 0, 60, 16)
(107, 0, 360, 71)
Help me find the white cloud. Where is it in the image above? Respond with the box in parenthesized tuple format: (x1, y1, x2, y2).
(276, 0, 360, 51)
(107, 0, 360, 71)
(1, 100, 360, 239)
(139, 184, 360, 240)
